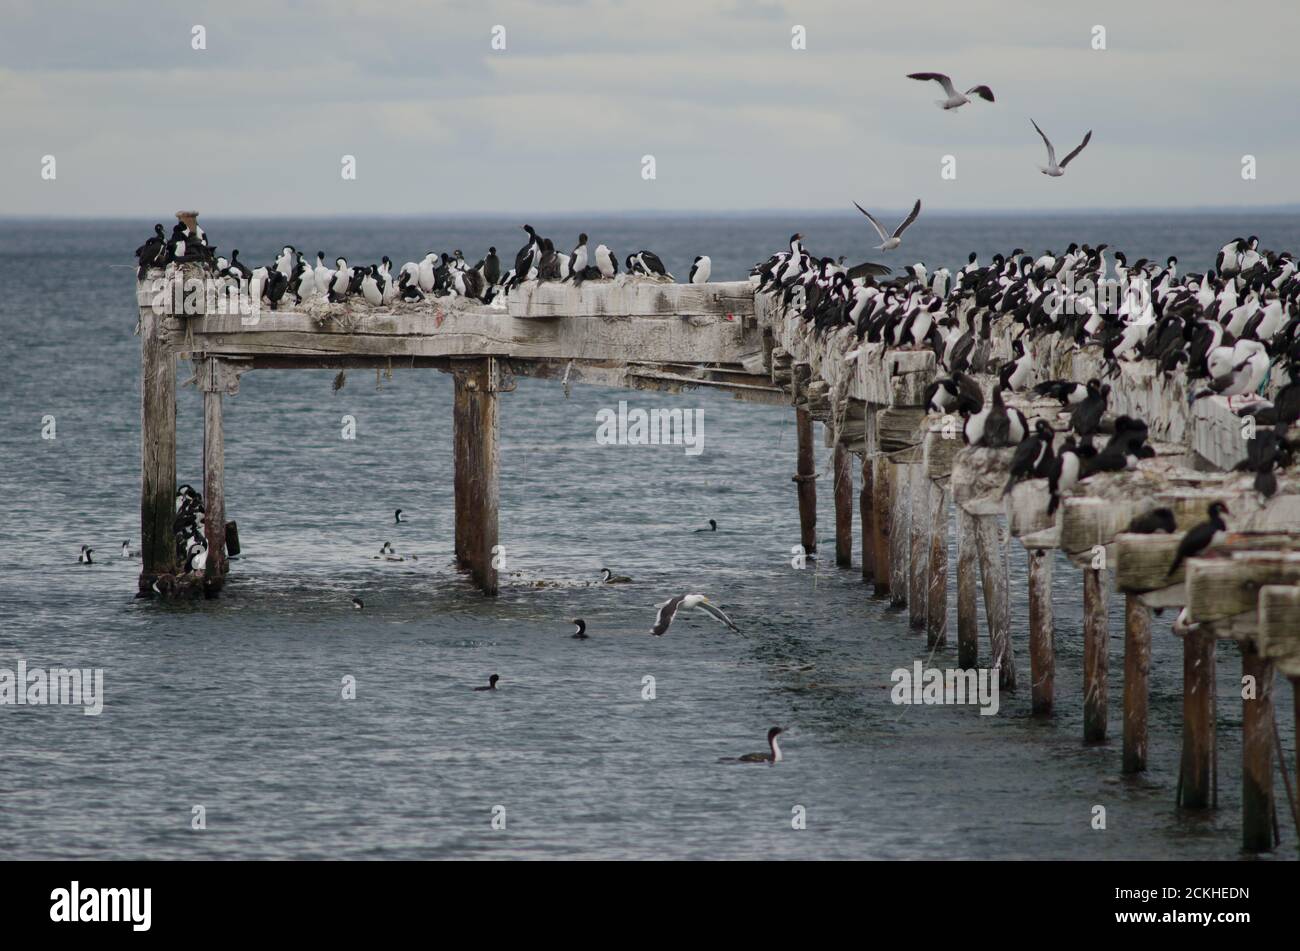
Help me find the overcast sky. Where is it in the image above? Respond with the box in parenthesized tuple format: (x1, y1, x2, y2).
(2, 0, 1297, 217)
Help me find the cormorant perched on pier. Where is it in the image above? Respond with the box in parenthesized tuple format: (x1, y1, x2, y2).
(1047, 437, 1083, 516)
(1167, 502, 1230, 576)
(626, 250, 672, 279)
(1069, 379, 1109, 436)
(1003, 419, 1055, 496)
(483, 247, 501, 287)
(510, 225, 541, 288)
(1034, 378, 1089, 405)
(1126, 508, 1177, 534)
(135, 224, 167, 278)
(689, 255, 712, 284)
(537, 239, 561, 281)
(594, 244, 617, 278)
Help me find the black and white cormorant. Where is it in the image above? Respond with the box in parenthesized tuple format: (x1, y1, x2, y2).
(1126, 508, 1177, 534)
(1168, 502, 1230, 576)
(724, 727, 784, 764)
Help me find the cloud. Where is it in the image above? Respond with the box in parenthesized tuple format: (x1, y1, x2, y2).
(0, 0, 1297, 215)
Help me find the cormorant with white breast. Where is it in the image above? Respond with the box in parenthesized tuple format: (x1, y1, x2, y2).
(720, 727, 785, 764)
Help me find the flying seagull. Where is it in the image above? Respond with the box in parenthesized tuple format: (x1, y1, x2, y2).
(854, 199, 921, 251)
(651, 594, 741, 636)
(907, 72, 995, 110)
(1032, 119, 1092, 177)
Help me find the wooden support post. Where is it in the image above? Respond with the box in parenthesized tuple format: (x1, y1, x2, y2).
(956, 507, 979, 669)
(834, 444, 853, 568)
(908, 464, 927, 630)
(452, 358, 500, 595)
(926, 480, 948, 649)
(859, 453, 874, 582)
(974, 514, 1014, 690)
(794, 409, 817, 555)
(1083, 567, 1109, 742)
(872, 455, 891, 597)
(1179, 629, 1216, 809)
(1122, 593, 1151, 772)
(888, 461, 908, 608)
(140, 305, 177, 590)
(1241, 646, 1275, 852)
(201, 375, 227, 591)
(1028, 548, 1054, 716)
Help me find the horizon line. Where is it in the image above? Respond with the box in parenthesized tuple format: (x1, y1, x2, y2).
(4, 204, 1300, 222)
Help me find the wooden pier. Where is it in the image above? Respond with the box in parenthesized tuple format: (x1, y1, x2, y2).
(137, 242, 1300, 856)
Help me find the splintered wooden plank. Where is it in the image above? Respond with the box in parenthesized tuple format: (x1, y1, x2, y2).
(1114, 533, 1186, 593)
(1060, 496, 1141, 561)
(507, 280, 756, 318)
(1256, 585, 1300, 677)
(162, 308, 758, 366)
(1185, 551, 1300, 629)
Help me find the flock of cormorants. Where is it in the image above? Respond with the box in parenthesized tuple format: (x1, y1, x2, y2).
(755, 229, 1300, 577)
(135, 219, 712, 311)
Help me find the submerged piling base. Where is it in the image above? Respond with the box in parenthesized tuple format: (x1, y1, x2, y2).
(452, 358, 500, 595)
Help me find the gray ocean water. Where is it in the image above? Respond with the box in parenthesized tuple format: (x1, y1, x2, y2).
(0, 212, 1296, 860)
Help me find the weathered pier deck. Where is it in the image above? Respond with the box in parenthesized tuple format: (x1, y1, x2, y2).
(137, 254, 1299, 856)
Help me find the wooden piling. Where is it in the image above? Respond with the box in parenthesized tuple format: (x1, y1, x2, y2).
(140, 305, 177, 589)
(1083, 567, 1109, 742)
(1180, 629, 1216, 809)
(1028, 548, 1054, 716)
(1122, 593, 1151, 772)
(926, 480, 948, 649)
(872, 455, 892, 597)
(908, 463, 927, 629)
(1241, 645, 1275, 851)
(889, 460, 909, 608)
(200, 360, 228, 591)
(834, 443, 853, 568)
(452, 358, 500, 595)
(974, 515, 1014, 690)
(794, 409, 817, 555)
(956, 507, 979, 669)
(859, 453, 874, 582)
